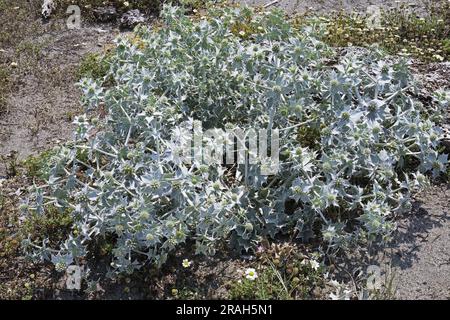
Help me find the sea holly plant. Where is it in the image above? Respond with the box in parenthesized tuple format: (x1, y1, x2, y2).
(21, 5, 448, 275)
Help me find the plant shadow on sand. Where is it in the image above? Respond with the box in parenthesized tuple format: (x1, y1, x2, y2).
(327, 184, 449, 299)
(375, 184, 450, 299)
(389, 190, 449, 269)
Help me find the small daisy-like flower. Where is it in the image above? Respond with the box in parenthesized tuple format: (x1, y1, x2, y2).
(310, 260, 320, 271)
(433, 54, 444, 62)
(182, 259, 192, 268)
(239, 30, 246, 37)
(123, 1, 130, 7)
(245, 268, 258, 281)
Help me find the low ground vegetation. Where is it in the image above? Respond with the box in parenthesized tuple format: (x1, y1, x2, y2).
(314, 0, 449, 62)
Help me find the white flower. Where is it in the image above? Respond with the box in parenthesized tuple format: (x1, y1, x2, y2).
(123, 1, 130, 7)
(239, 31, 246, 37)
(182, 259, 191, 268)
(244, 268, 258, 281)
(310, 259, 320, 270)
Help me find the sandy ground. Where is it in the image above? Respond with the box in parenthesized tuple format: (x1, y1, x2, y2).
(0, 22, 118, 177)
(384, 185, 450, 299)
